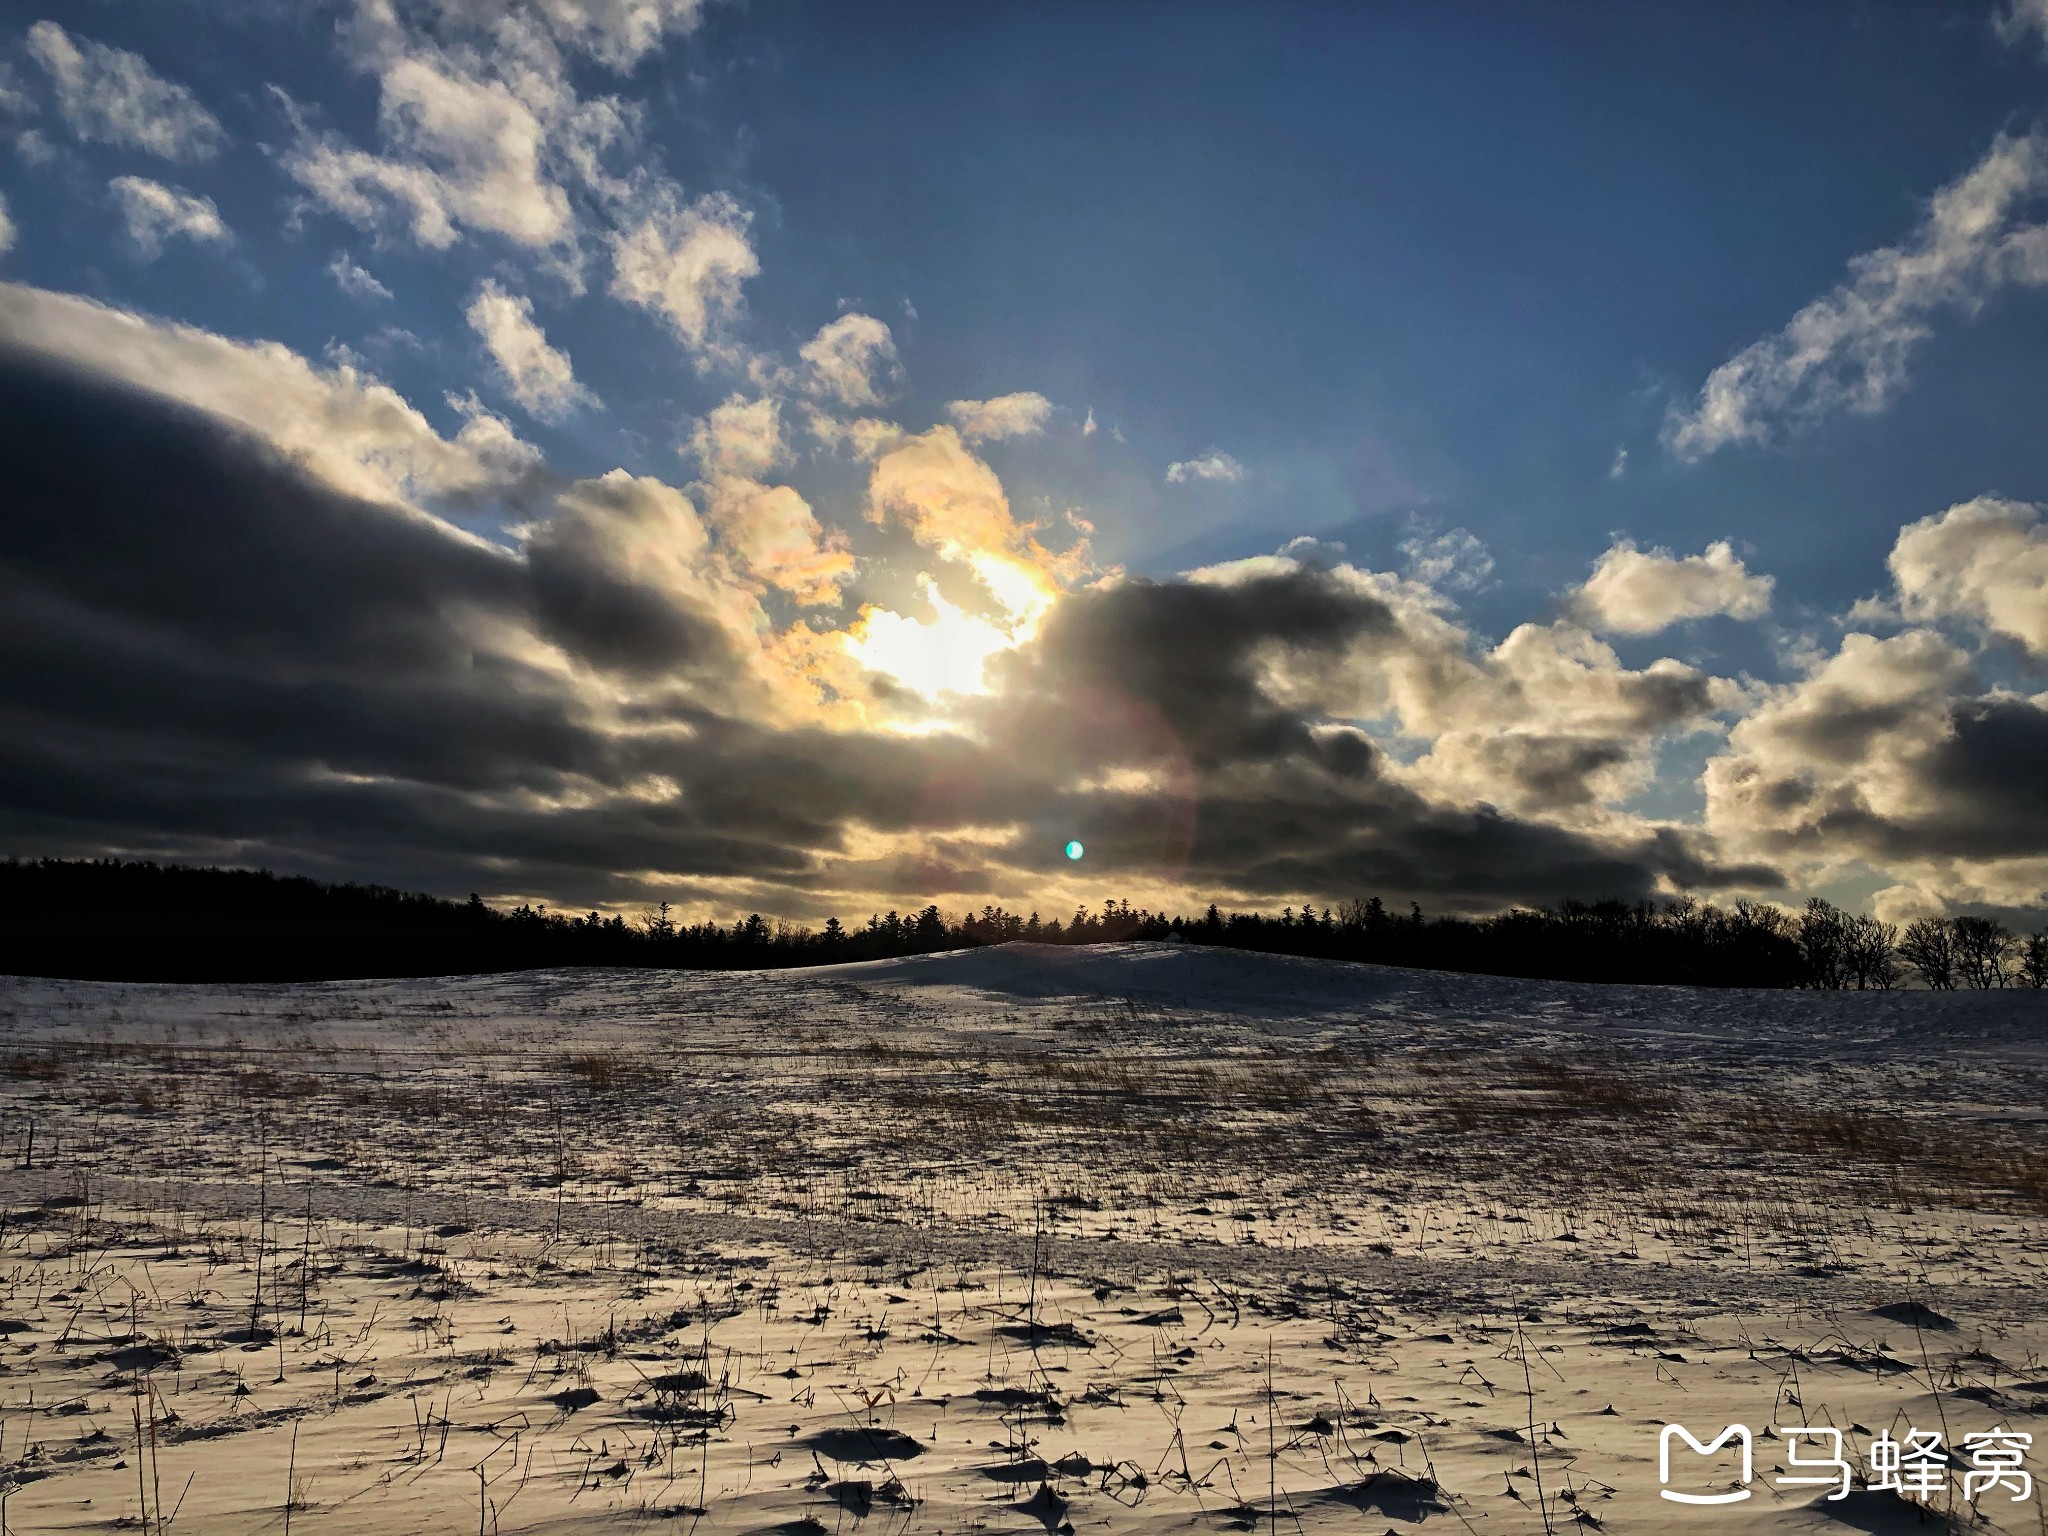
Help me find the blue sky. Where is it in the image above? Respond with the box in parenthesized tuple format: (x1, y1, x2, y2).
(2, 0, 2047, 923)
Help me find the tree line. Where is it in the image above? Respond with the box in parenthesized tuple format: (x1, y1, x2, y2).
(1166, 895, 2048, 991)
(2, 858, 2044, 989)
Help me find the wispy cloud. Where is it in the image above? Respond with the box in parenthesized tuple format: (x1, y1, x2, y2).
(1665, 131, 2048, 461)
(1398, 528, 1494, 593)
(1996, 0, 2048, 53)
(26, 21, 224, 161)
(608, 191, 758, 363)
(327, 251, 393, 302)
(110, 176, 230, 258)
(465, 279, 598, 422)
(276, 0, 683, 260)
(0, 59, 31, 117)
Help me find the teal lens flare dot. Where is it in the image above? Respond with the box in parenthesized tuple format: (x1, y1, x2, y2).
(1065, 840, 1084, 860)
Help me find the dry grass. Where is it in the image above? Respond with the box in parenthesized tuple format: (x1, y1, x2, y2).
(560, 1050, 633, 1089)
(1740, 1100, 2048, 1211)
(3, 1046, 62, 1080)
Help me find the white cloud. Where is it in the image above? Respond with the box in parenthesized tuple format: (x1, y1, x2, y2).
(700, 476, 852, 606)
(691, 393, 784, 479)
(1996, 0, 2048, 52)
(799, 313, 898, 407)
(1165, 447, 1244, 484)
(1571, 539, 1774, 634)
(866, 424, 1092, 597)
(1401, 617, 1737, 824)
(465, 279, 597, 422)
(404, 0, 707, 69)
(502, 0, 706, 68)
(1889, 496, 2048, 657)
(608, 191, 758, 360)
(1666, 131, 2048, 460)
(109, 176, 231, 258)
(1608, 447, 1628, 479)
(946, 391, 1053, 442)
(1276, 534, 1345, 564)
(0, 280, 540, 511)
(0, 191, 13, 258)
(1398, 528, 1494, 593)
(284, 54, 571, 251)
(678, 393, 847, 604)
(278, 0, 704, 265)
(277, 0, 720, 266)
(25, 21, 224, 161)
(805, 409, 903, 461)
(327, 251, 394, 302)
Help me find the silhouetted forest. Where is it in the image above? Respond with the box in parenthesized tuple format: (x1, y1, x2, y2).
(3, 858, 2045, 988)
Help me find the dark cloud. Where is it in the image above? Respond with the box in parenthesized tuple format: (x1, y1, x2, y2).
(525, 476, 739, 679)
(1435, 733, 1640, 815)
(1019, 769, 1775, 913)
(1933, 698, 2048, 844)
(988, 567, 1776, 908)
(1010, 570, 1398, 769)
(1766, 695, 2048, 862)
(0, 349, 1780, 914)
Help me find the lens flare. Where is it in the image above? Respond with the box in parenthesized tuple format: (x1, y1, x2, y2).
(1065, 840, 1084, 860)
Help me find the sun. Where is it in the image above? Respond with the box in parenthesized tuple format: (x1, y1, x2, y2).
(842, 558, 1058, 705)
(843, 580, 1018, 701)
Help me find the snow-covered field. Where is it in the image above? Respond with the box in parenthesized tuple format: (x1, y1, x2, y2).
(1, 942, 2044, 1532)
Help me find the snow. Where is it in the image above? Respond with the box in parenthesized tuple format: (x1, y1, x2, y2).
(1, 942, 2044, 1532)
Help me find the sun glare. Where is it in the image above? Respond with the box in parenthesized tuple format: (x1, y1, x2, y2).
(966, 550, 1057, 626)
(844, 580, 1020, 702)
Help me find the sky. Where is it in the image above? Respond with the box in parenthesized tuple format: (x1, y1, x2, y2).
(2, 0, 2048, 927)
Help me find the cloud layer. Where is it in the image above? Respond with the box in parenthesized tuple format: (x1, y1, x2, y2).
(0, 290, 1809, 917)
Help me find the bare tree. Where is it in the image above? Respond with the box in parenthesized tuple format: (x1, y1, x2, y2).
(2021, 931, 2048, 990)
(1844, 914, 1900, 990)
(1897, 917, 1957, 991)
(1796, 898, 1852, 989)
(1952, 916, 2016, 989)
